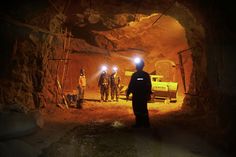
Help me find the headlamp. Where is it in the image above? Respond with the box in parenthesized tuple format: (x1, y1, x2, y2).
(134, 57, 141, 64)
(113, 66, 118, 71)
(101, 65, 107, 71)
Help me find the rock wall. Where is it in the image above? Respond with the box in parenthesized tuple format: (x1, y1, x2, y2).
(0, 1, 65, 111)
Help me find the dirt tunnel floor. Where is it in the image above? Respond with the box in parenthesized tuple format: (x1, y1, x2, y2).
(17, 91, 229, 157)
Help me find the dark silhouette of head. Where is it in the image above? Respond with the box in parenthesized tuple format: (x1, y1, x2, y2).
(135, 59, 144, 71)
(112, 66, 118, 74)
(80, 68, 85, 75)
(102, 70, 107, 74)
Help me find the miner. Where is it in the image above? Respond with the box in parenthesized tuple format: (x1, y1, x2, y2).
(110, 66, 121, 102)
(98, 66, 110, 102)
(126, 58, 152, 128)
(77, 68, 86, 108)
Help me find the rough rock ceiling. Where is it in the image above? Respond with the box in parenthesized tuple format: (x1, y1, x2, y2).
(60, 0, 189, 60)
(64, 0, 187, 54)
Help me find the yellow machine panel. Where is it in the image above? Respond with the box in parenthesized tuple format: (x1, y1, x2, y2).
(120, 72, 178, 102)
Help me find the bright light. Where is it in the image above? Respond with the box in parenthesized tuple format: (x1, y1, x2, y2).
(101, 65, 107, 71)
(113, 66, 118, 71)
(134, 57, 141, 64)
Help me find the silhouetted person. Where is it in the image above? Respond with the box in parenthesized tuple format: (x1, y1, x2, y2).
(98, 69, 110, 102)
(126, 59, 152, 128)
(110, 67, 121, 102)
(77, 68, 86, 108)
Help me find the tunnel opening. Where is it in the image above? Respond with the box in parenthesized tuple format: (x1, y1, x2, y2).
(61, 14, 193, 99)
(0, 0, 203, 128)
(51, 1, 199, 113)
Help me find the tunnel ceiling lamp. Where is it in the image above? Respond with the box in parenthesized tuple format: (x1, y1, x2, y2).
(113, 66, 118, 72)
(101, 65, 108, 71)
(134, 57, 141, 64)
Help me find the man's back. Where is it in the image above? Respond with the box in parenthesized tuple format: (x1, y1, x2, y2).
(127, 70, 152, 98)
(126, 58, 151, 128)
(99, 73, 109, 86)
(111, 73, 120, 86)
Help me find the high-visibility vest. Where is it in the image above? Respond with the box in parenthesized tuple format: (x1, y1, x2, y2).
(79, 75, 86, 87)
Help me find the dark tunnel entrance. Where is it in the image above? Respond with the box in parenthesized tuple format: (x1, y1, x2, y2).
(58, 14, 193, 107)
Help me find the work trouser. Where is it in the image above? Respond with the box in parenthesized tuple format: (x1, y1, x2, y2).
(77, 86, 85, 108)
(132, 96, 150, 127)
(100, 84, 109, 101)
(78, 86, 85, 101)
(111, 85, 119, 101)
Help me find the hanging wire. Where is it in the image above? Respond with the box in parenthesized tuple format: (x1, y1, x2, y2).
(152, 0, 177, 26)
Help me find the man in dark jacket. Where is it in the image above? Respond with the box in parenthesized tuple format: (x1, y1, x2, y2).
(98, 66, 110, 102)
(110, 66, 121, 102)
(126, 58, 152, 128)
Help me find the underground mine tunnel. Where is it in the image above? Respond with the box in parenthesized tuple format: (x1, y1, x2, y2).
(0, 0, 236, 157)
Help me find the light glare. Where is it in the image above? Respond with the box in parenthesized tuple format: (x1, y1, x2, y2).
(101, 65, 107, 71)
(134, 57, 141, 64)
(113, 66, 118, 71)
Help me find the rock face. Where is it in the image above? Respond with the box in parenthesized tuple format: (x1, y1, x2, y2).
(0, 0, 236, 138)
(0, 1, 65, 110)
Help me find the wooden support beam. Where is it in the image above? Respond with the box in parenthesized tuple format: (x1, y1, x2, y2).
(178, 53, 186, 93)
(61, 31, 71, 93)
(48, 0, 61, 13)
(63, 28, 67, 51)
(63, 0, 71, 13)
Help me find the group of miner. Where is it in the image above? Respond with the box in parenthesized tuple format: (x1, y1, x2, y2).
(76, 66, 121, 105)
(98, 66, 121, 102)
(76, 58, 151, 128)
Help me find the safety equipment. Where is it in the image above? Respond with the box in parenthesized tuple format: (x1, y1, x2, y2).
(101, 65, 108, 72)
(134, 57, 141, 64)
(113, 66, 118, 72)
